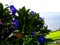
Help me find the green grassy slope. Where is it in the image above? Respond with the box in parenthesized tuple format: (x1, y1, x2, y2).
(45, 30, 60, 40)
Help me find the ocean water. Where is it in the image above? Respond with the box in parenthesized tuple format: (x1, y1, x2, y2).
(40, 12, 60, 31)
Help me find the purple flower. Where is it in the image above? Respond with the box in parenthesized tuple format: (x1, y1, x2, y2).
(30, 11, 35, 15)
(0, 20, 3, 24)
(10, 5, 17, 15)
(45, 25, 48, 28)
(39, 17, 44, 20)
(32, 30, 36, 36)
(0, 22, 2, 24)
(38, 36, 46, 44)
(13, 19, 19, 29)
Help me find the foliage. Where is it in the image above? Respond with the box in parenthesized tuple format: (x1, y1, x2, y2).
(0, 3, 51, 45)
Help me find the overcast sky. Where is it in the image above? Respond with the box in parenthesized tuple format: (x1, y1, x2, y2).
(0, 0, 60, 12)
(0, 0, 60, 31)
(40, 12, 60, 31)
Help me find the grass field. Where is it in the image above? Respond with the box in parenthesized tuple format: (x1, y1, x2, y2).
(50, 44, 60, 45)
(45, 30, 60, 40)
(45, 30, 60, 45)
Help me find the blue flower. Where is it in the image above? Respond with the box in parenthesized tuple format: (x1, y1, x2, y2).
(13, 19, 19, 29)
(10, 5, 17, 15)
(46, 25, 48, 28)
(30, 11, 35, 15)
(38, 36, 46, 44)
(32, 30, 36, 36)
(39, 17, 44, 20)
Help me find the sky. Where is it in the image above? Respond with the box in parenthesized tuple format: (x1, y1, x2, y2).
(40, 12, 60, 31)
(0, 0, 60, 31)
